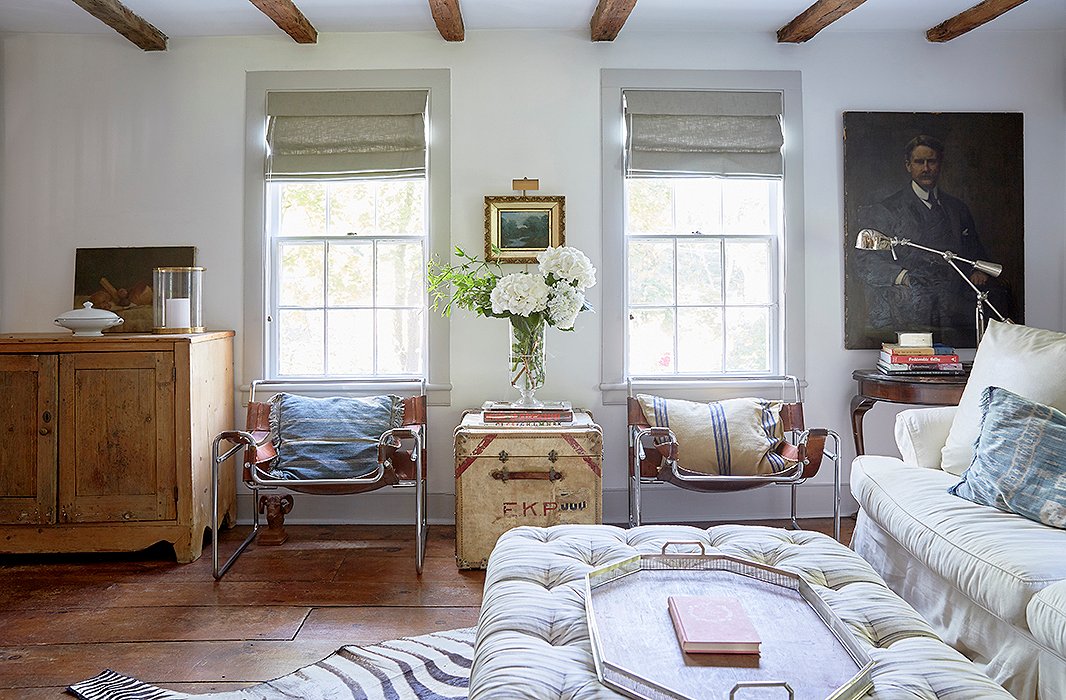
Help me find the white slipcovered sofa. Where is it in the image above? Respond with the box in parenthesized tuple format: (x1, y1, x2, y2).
(851, 404, 1066, 699)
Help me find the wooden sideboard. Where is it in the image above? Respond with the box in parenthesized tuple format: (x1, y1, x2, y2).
(0, 332, 235, 562)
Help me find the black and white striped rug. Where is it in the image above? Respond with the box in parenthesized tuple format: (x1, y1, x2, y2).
(68, 627, 474, 700)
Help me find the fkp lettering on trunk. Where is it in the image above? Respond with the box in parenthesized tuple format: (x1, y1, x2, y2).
(503, 500, 587, 516)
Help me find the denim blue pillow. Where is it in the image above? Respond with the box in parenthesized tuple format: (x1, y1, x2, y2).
(949, 386, 1066, 529)
(269, 393, 405, 480)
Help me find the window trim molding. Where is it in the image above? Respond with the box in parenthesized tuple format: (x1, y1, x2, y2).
(599, 69, 805, 405)
(244, 69, 451, 405)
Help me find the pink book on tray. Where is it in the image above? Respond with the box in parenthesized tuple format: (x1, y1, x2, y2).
(667, 595, 761, 654)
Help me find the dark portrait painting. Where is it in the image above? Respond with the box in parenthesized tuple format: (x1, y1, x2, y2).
(843, 112, 1024, 349)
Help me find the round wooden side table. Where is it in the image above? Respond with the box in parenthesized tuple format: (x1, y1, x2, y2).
(850, 368, 968, 455)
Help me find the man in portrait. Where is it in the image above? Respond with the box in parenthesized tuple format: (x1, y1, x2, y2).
(852, 134, 1011, 343)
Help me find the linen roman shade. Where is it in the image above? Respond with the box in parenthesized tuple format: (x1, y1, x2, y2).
(266, 90, 428, 181)
(623, 90, 783, 177)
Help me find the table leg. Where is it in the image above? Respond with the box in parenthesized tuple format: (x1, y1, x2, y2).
(850, 395, 877, 456)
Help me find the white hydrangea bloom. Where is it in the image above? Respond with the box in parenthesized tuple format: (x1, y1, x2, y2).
(490, 273, 550, 317)
(547, 284, 584, 330)
(538, 246, 597, 291)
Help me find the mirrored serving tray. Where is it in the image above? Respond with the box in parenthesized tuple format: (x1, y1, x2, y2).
(585, 542, 873, 700)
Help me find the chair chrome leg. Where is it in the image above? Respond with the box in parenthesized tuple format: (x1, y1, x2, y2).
(827, 429, 842, 542)
(790, 484, 800, 531)
(413, 431, 427, 575)
(212, 434, 259, 581)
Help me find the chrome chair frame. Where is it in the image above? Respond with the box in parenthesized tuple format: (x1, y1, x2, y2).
(211, 378, 428, 579)
(626, 376, 842, 541)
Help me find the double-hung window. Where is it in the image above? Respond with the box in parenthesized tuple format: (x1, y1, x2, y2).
(264, 90, 428, 379)
(600, 72, 804, 401)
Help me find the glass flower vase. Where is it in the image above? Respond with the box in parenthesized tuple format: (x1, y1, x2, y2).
(509, 315, 546, 407)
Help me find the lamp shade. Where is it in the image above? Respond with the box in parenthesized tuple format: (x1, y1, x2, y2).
(855, 229, 894, 251)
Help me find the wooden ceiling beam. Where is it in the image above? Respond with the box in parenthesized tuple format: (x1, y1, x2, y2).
(777, 0, 868, 43)
(428, 0, 465, 42)
(70, 0, 167, 51)
(590, 0, 638, 42)
(248, 0, 317, 44)
(927, 0, 1028, 42)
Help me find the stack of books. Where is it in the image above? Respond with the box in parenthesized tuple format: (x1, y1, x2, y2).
(481, 400, 574, 424)
(878, 332, 965, 375)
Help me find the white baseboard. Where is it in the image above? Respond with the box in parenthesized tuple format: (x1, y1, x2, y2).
(233, 482, 858, 526)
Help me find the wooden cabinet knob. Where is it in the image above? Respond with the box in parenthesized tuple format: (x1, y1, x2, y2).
(38, 427, 50, 436)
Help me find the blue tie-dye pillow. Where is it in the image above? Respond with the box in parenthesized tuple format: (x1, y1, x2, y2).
(949, 386, 1066, 529)
(269, 393, 405, 480)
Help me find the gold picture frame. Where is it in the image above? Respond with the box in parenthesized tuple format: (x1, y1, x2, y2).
(484, 195, 565, 263)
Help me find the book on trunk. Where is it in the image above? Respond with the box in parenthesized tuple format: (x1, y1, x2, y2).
(481, 401, 574, 423)
(667, 595, 761, 655)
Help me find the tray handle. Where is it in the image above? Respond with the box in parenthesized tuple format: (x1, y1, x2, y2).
(729, 681, 794, 699)
(659, 541, 706, 556)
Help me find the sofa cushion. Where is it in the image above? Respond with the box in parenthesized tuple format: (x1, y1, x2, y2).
(636, 394, 793, 475)
(851, 455, 1066, 628)
(894, 406, 956, 470)
(1028, 581, 1066, 659)
(949, 387, 1066, 529)
(941, 321, 1066, 476)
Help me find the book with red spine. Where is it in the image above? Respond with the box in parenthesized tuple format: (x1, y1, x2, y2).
(667, 595, 761, 655)
(879, 351, 960, 364)
(482, 410, 573, 423)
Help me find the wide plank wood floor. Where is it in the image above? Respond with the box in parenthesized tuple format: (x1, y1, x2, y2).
(0, 518, 853, 698)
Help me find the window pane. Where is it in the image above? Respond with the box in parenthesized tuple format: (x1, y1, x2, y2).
(725, 307, 770, 372)
(278, 242, 324, 307)
(326, 309, 373, 374)
(377, 241, 425, 307)
(280, 183, 326, 236)
(328, 182, 375, 236)
(628, 239, 674, 306)
(677, 307, 723, 373)
(378, 181, 425, 235)
(328, 242, 373, 306)
(628, 308, 675, 375)
(626, 180, 672, 235)
(722, 179, 771, 234)
(677, 239, 723, 305)
(278, 309, 324, 375)
(377, 309, 423, 374)
(725, 240, 772, 304)
(675, 179, 722, 235)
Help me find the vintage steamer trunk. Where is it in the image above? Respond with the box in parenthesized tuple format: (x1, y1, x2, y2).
(454, 411, 602, 569)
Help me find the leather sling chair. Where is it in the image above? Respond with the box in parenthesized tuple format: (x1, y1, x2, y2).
(211, 379, 427, 579)
(627, 377, 842, 541)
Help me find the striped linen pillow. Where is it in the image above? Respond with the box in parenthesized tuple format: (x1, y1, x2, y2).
(949, 386, 1066, 529)
(636, 395, 795, 476)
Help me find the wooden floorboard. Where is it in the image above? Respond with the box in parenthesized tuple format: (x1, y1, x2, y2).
(0, 519, 852, 697)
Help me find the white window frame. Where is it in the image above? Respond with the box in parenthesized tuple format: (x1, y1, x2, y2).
(599, 70, 805, 405)
(244, 70, 451, 404)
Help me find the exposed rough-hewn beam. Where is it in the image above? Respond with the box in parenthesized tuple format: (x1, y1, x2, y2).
(428, 0, 464, 42)
(70, 0, 167, 51)
(777, 0, 868, 43)
(590, 0, 638, 42)
(248, 0, 317, 44)
(927, 0, 1027, 42)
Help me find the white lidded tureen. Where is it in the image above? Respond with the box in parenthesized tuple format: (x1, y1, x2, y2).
(54, 302, 124, 336)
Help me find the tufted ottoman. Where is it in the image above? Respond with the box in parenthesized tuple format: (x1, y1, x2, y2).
(470, 524, 1013, 699)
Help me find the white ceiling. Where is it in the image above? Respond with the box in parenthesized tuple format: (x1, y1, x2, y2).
(1, 0, 1064, 38)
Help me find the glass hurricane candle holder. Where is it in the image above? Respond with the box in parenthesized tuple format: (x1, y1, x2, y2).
(153, 267, 205, 333)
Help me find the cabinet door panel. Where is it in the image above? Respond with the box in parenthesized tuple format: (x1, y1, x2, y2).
(59, 352, 176, 523)
(0, 355, 58, 524)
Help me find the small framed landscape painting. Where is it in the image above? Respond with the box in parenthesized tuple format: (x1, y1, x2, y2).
(73, 246, 197, 333)
(484, 195, 565, 263)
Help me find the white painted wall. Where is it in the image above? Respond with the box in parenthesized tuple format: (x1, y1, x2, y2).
(2, 29, 1064, 525)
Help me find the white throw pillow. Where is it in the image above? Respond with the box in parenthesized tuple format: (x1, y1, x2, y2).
(940, 321, 1066, 475)
(894, 406, 956, 470)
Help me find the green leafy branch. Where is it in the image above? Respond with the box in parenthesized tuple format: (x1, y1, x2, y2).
(428, 246, 508, 318)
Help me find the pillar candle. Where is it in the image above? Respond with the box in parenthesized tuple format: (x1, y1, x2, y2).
(165, 297, 191, 328)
